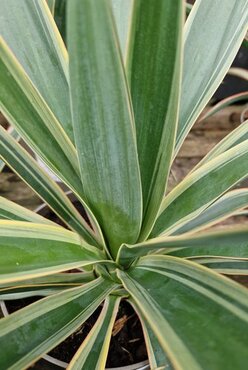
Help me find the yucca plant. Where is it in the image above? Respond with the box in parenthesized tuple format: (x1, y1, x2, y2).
(0, 0, 248, 369)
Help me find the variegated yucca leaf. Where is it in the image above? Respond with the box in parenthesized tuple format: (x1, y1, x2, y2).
(68, 295, 121, 370)
(173, 188, 248, 235)
(68, 0, 142, 257)
(0, 278, 117, 370)
(151, 141, 248, 237)
(0, 126, 104, 247)
(0, 38, 82, 195)
(199, 92, 248, 123)
(118, 228, 248, 267)
(130, 299, 172, 370)
(46, 0, 56, 15)
(0, 196, 55, 224)
(118, 256, 248, 370)
(175, 0, 248, 156)
(0, 271, 95, 300)
(0, 0, 73, 141)
(192, 119, 248, 171)
(0, 0, 248, 369)
(0, 221, 106, 283)
(126, 0, 184, 240)
(0, 126, 19, 173)
(187, 257, 248, 276)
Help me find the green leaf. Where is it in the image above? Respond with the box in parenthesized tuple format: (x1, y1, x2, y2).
(0, 38, 82, 195)
(199, 93, 248, 122)
(0, 126, 20, 172)
(151, 140, 248, 237)
(0, 271, 95, 300)
(118, 256, 248, 370)
(0, 0, 73, 141)
(68, 295, 121, 370)
(166, 229, 248, 259)
(118, 228, 248, 267)
(0, 126, 103, 247)
(0, 196, 54, 224)
(68, 0, 142, 257)
(192, 119, 248, 171)
(46, 0, 56, 15)
(175, 0, 248, 156)
(0, 220, 106, 283)
(126, 0, 183, 240)
(0, 277, 117, 370)
(0, 286, 65, 300)
(188, 257, 248, 275)
(173, 189, 248, 235)
(111, 0, 133, 58)
(0, 271, 95, 290)
(130, 299, 172, 370)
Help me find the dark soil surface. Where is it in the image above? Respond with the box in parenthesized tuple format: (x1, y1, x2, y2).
(5, 298, 147, 368)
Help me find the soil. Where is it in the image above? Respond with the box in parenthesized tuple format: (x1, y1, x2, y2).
(5, 298, 147, 368)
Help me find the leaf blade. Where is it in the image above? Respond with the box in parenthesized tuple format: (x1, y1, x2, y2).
(187, 257, 248, 276)
(0, 196, 55, 225)
(0, 126, 103, 247)
(0, 278, 117, 370)
(68, 295, 121, 370)
(0, 0, 73, 140)
(0, 38, 81, 194)
(126, 0, 184, 240)
(129, 299, 172, 370)
(118, 228, 248, 266)
(0, 220, 105, 283)
(175, 0, 248, 156)
(192, 119, 248, 172)
(173, 188, 248, 235)
(118, 256, 248, 370)
(151, 140, 248, 237)
(68, 0, 142, 256)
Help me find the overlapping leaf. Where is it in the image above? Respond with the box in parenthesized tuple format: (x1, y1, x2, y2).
(0, 221, 106, 283)
(0, 0, 73, 140)
(0, 271, 95, 300)
(0, 126, 103, 247)
(0, 126, 19, 172)
(0, 278, 117, 370)
(118, 228, 248, 267)
(188, 257, 248, 275)
(118, 256, 248, 370)
(68, 295, 121, 370)
(192, 119, 248, 171)
(151, 141, 248, 237)
(130, 300, 171, 370)
(174, 189, 248, 235)
(68, 0, 142, 256)
(0, 39, 82, 194)
(199, 93, 248, 122)
(0, 196, 55, 224)
(111, 0, 133, 58)
(126, 0, 183, 240)
(175, 0, 248, 156)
